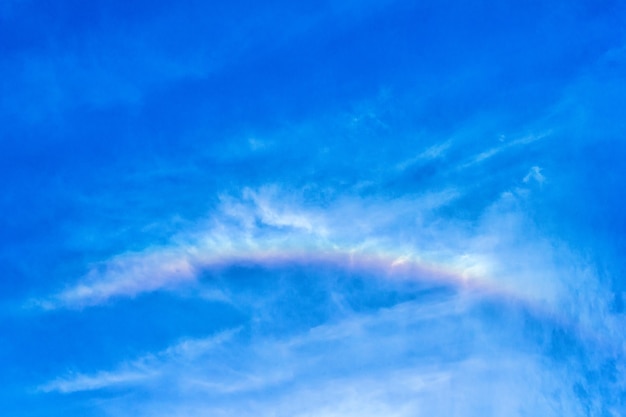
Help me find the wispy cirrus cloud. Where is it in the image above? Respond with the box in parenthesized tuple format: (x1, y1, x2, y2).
(38, 370, 153, 394)
(457, 130, 552, 170)
(33, 187, 466, 309)
(38, 291, 605, 417)
(38, 328, 239, 394)
(31, 172, 601, 320)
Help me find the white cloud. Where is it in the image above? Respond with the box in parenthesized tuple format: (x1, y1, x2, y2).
(242, 187, 325, 234)
(38, 370, 153, 394)
(395, 139, 452, 171)
(38, 328, 239, 394)
(37, 298, 465, 394)
(40, 294, 591, 417)
(35, 188, 474, 309)
(523, 166, 545, 185)
(459, 131, 552, 169)
(35, 249, 198, 309)
(31, 180, 608, 325)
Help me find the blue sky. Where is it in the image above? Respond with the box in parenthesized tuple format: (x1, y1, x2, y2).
(1, 1, 626, 415)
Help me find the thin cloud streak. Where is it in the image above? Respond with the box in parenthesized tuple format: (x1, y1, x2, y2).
(38, 328, 240, 394)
